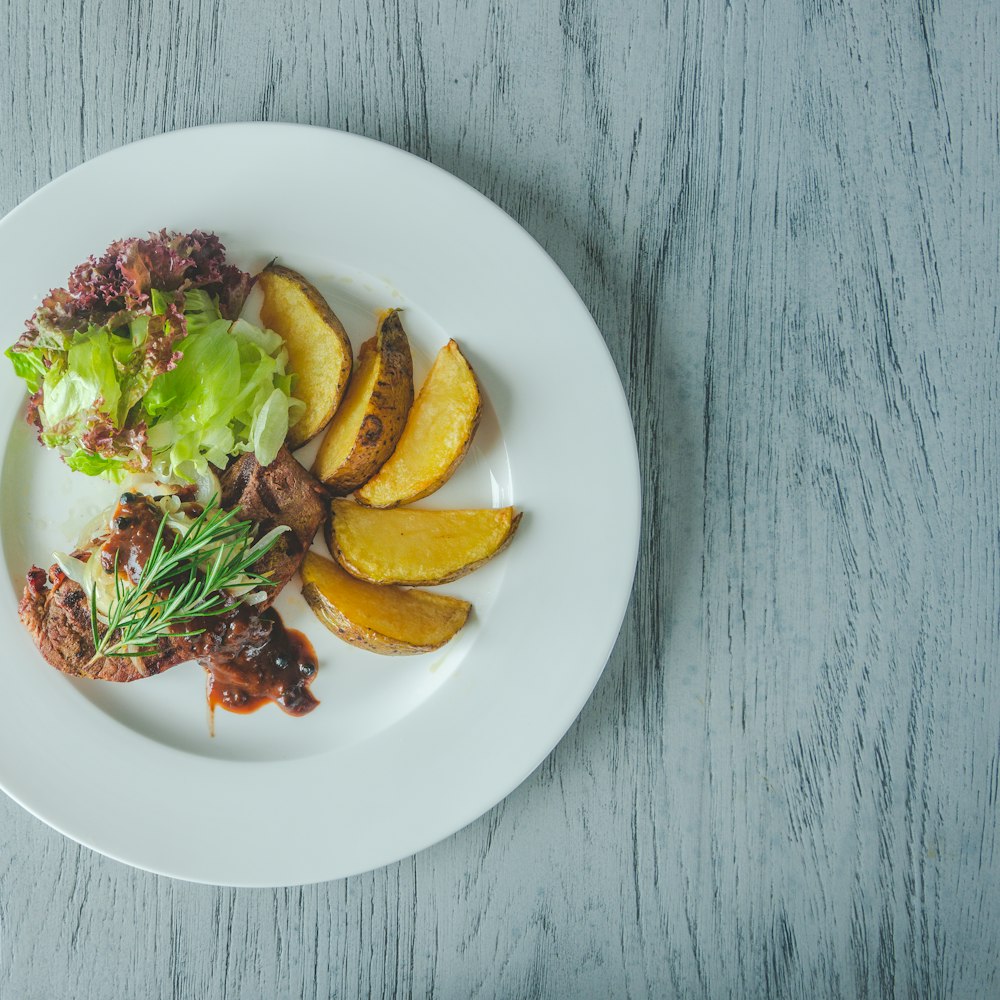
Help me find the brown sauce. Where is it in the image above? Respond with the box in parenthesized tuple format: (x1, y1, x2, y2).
(99, 492, 167, 582)
(196, 603, 319, 718)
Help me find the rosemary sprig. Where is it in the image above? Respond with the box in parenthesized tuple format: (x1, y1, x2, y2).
(88, 496, 287, 663)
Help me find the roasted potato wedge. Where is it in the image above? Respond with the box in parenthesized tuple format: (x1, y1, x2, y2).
(258, 264, 353, 448)
(301, 551, 471, 654)
(355, 339, 481, 508)
(327, 499, 521, 586)
(312, 310, 414, 494)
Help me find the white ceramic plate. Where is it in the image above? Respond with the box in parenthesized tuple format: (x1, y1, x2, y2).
(0, 124, 640, 885)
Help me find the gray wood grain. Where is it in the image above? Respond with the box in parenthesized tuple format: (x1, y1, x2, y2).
(1, 0, 997, 996)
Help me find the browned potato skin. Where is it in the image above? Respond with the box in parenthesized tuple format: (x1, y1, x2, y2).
(258, 264, 353, 448)
(302, 583, 456, 654)
(325, 501, 523, 586)
(300, 553, 471, 655)
(355, 340, 483, 509)
(311, 310, 414, 495)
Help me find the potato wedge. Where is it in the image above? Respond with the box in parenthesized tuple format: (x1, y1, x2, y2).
(258, 264, 353, 448)
(327, 499, 521, 586)
(301, 551, 471, 654)
(312, 310, 413, 494)
(355, 340, 481, 508)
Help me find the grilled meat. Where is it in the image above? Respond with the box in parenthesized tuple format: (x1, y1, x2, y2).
(17, 448, 326, 682)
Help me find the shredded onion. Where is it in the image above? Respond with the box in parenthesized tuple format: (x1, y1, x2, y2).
(55, 481, 285, 621)
(122, 466, 221, 506)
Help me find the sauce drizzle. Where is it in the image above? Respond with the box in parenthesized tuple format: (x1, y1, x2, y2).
(197, 604, 319, 718)
(100, 492, 165, 583)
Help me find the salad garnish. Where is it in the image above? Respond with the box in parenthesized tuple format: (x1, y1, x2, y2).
(6, 230, 303, 481)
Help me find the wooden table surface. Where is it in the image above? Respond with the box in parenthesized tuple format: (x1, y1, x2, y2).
(1, 0, 997, 996)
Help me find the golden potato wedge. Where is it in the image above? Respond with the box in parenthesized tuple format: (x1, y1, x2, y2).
(258, 264, 353, 448)
(312, 310, 414, 494)
(327, 499, 521, 586)
(355, 340, 481, 507)
(301, 551, 471, 654)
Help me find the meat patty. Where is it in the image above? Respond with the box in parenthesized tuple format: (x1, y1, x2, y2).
(17, 447, 327, 682)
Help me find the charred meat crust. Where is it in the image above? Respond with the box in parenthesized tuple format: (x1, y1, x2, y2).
(219, 446, 327, 577)
(18, 447, 327, 682)
(18, 569, 184, 681)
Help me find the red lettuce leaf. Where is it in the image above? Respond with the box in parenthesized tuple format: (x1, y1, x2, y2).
(78, 415, 150, 469)
(25, 389, 43, 438)
(142, 311, 185, 380)
(11, 230, 252, 354)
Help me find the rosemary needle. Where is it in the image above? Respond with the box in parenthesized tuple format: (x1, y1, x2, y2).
(88, 496, 286, 663)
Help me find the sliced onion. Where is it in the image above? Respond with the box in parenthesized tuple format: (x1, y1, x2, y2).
(75, 510, 113, 550)
(51, 547, 121, 621)
(84, 550, 122, 620)
(51, 551, 90, 589)
(123, 467, 221, 506)
(122, 471, 168, 496)
(157, 494, 182, 515)
(192, 467, 223, 506)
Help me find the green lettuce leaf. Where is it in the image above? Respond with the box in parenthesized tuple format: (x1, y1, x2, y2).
(5, 346, 46, 393)
(40, 327, 121, 433)
(66, 448, 129, 480)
